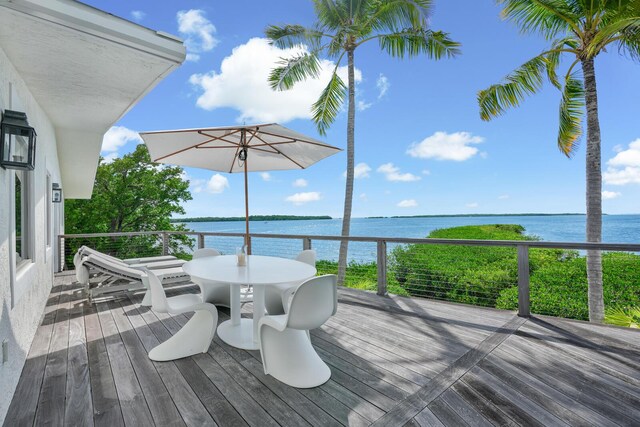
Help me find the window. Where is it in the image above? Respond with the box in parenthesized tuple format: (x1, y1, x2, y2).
(46, 173, 52, 248)
(14, 169, 30, 265)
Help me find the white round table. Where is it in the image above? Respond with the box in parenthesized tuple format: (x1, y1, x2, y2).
(183, 255, 316, 350)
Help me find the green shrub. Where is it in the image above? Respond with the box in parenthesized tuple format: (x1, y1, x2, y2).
(388, 224, 640, 322)
(496, 252, 640, 321)
(316, 260, 409, 296)
(389, 225, 538, 307)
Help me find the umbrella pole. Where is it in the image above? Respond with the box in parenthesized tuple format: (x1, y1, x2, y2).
(244, 156, 251, 254)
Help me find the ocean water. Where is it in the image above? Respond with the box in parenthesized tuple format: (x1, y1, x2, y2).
(182, 215, 640, 262)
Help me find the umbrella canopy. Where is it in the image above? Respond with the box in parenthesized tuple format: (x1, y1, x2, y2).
(140, 123, 341, 253)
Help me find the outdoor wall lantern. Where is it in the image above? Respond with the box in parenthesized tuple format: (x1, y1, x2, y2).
(0, 110, 37, 170)
(52, 183, 62, 203)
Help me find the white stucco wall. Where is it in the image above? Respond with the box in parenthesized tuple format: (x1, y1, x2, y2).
(0, 45, 62, 423)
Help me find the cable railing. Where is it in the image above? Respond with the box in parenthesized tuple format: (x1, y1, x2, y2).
(58, 230, 640, 322)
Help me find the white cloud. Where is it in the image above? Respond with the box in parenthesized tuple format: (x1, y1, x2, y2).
(293, 178, 308, 188)
(286, 192, 321, 205)
(376, 74, 389, 99)
(260, 172, 272, 181)
(131, 10, 145, 21)
(177, 9, 218, 62)
(613, 144, 623, 153)
(101, 152, 119, 164)
(602, 191, 621, 200)
(397, 199, 417, 208)
(466, 202, 479, 208)
(359, 193, 368, 201)
(377, 163, 421, 182)
(357, 100, 372, 111)
(190, 179, 206, 193)
(189, 37, 361, 123)
(181, 172, 206, 193)
(102, 126, 142, 154)
(206, 174, 229, 193)
(343, 162, 372, 179)
(422, 169, 431, 175)
(498, 194, 510, 200)
(407, 131, 485, 161)
(603, 138, 640, 185)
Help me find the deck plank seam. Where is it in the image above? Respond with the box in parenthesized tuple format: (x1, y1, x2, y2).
(123, 293, 233, 426)
(5, 286, 64, 426)
(95, 300, 156, 425)
(519, 320, 640, 379)
(123, 292, 231, 426)
(370, 315, 528, 426)
(202, 309, 342, 426)
(107, 298, 190, 426)
(127, 292, 278, 427)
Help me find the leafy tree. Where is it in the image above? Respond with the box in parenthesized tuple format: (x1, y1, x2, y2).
(266, 0, 460, 284)
(478, 0, 640, 322)
(65, 144, 193, 262)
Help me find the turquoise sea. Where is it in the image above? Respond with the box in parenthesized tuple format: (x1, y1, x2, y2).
(182, 215, 640, 262)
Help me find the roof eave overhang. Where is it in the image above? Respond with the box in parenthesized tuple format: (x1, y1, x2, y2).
(0, 0, 186, 199)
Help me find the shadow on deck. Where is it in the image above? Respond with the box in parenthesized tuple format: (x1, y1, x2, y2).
(4, 272, 640, 426)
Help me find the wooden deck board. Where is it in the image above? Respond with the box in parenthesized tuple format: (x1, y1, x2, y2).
(4, 276, 640, 427)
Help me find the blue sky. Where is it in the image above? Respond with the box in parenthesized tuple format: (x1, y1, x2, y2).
(88, 0, 640, 218)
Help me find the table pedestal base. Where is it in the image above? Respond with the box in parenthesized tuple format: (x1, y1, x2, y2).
(217, 318, 259, 350)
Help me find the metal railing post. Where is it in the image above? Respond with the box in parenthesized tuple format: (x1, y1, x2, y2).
(162, 232, 169, 256)
(303, 237, 312, 251)
(377, 240, 388, 296)
(517, 244, 530, 317)
(198, 233, 205, 249)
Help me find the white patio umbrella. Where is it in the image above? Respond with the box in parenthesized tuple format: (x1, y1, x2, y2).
(139, 123, 341, 253)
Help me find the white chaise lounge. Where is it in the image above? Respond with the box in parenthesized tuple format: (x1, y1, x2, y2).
(73, 245, 184, 270)
(76, 253, 190, 304)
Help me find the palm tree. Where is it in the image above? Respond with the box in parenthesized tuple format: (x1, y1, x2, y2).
(478, 0, 640, 322)
(266, 0, 460, 285)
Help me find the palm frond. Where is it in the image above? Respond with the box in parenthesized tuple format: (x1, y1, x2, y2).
(605, 305, 640, 328)
(589, 17, 640, 57)
(478, 55, 549, 121)
(498, 0, 579, 39)
(312, 72, 347, 136)
(545, 37, 579, 88)
(327, 30, 348, 58)
(314, 0, 349, 30)
(265, 24, 324, 49)
(366, 0, 433, 32)
(268, 53, 321, 91)
(619, 34, 640, 60)
(378, 29, 461, 59)
(557, 72, 584, 157)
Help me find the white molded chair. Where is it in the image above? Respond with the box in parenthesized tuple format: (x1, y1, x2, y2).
(190, 248, 252, 307)
(264, 250, 316, 315)
(259, 274, 337, 388)
(144, 269, 218, 361)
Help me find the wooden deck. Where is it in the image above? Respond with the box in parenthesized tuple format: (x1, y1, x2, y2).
(4, 272, 640, 427)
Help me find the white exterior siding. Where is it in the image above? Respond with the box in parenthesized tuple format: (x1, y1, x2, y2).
(0, 45, 63, 422)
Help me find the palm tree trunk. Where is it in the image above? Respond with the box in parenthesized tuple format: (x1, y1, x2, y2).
(337, 49, 356, 285)
(582, 58, 604, 323)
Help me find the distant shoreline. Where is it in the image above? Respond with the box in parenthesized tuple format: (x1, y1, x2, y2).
(172, 215, 333, 223)
(368, 213, 592, 219)
(170, 213, 602, 223)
